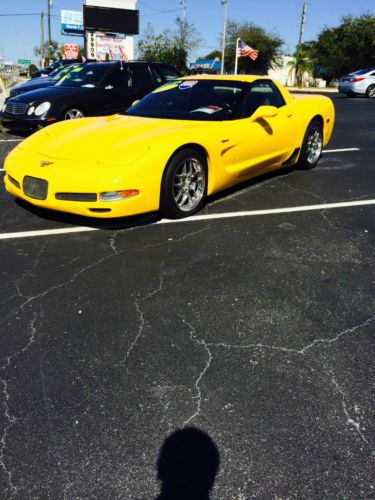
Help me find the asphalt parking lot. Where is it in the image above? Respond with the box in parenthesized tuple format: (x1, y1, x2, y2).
(0, 92, 374, 498)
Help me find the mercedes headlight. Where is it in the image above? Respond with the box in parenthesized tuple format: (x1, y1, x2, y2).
(34, 102, 51, 116)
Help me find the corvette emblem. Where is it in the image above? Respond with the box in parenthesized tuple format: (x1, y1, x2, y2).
(40, 160, 54, 167)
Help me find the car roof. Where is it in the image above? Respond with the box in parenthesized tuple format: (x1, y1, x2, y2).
(180, 74, 271, 83)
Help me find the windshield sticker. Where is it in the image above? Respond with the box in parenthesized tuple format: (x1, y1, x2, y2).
(152, 82, 180, 93)
(191, 106, 222, 114)
(71, 66, 83, 73)
(179, 80, 198, 90)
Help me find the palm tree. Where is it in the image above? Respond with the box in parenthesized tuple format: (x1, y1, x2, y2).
(288, 49, 314, 87)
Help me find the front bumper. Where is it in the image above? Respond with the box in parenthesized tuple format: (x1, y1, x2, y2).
(0, 113, 56, 131)
(3, 147, 160, 218)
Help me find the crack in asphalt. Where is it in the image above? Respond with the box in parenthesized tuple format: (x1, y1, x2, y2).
(181, 318, 213, 427)
(328, 369, 369, 445)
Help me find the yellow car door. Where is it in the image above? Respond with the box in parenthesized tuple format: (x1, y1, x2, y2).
(221, 80, 299, 180)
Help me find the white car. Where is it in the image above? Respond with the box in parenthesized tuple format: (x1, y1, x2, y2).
(338, 68, 375, 97)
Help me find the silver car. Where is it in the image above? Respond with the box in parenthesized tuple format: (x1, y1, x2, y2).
(338, 68, 375, 97)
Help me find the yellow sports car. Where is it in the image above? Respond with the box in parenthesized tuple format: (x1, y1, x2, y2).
(4, 75, 335, 219)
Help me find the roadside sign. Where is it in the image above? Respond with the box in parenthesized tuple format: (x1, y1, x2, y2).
(61, 10, 84, 36)
(64, 44, 79, 59)
(18, 59, 31, 66)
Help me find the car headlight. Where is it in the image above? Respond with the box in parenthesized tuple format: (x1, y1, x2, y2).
(27, 106, 35, 116)
(34, 102, 51, 116)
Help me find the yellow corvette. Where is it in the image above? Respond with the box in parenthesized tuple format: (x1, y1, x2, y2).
(4, 75, 335, 218)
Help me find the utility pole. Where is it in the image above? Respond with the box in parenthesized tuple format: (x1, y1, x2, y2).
(180, 0, 186, 24)
(40, 12, 45, 67)
(297, 2, 307, 53)
(47, 0, 52, 47)
(220, 0, 228, 75)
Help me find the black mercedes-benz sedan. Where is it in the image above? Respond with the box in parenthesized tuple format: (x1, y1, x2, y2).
(1, 61, 181, 131)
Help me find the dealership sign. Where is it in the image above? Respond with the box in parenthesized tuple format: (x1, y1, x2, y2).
(61, 10, 84, 36)
(86, 32, 128, 61)
(64, 44, 79, 59)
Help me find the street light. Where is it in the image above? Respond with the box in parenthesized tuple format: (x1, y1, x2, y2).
(220, 0, 228, 75)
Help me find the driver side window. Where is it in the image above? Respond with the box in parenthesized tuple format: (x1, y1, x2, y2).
(242, 81, 285, 118)
(105, 67, 130, 89)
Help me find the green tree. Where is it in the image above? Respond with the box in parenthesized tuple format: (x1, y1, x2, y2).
(287, 49, 314, 87)
(223, 21, 283, 74)
(138, 18, 201, 73)
(306, 13, 375, 81)
(202, 50, 221, 60)
(34, 39, 59, 67)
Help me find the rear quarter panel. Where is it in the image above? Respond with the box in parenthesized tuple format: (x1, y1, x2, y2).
(289, 94, 335, 147)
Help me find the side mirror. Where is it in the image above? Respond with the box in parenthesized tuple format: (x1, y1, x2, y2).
(132, 99, 140, 107)
(250, 105, 278, 121)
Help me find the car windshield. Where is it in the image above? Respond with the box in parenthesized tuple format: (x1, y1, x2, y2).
(55, 65, 107, 88)
(350, 68, 373, 76)
(50, 65, 78, 81)
(124, 80, 248, 121)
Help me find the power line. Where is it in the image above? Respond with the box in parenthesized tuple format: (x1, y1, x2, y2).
(138, 1, 168, 12)
(0, 13, 41, 16)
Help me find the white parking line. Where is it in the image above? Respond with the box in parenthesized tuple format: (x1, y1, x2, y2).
(0, 139, 22, 142)
(0, 168, 4, 172)
(0, 199, 374, 241)
(323, 148, 360, 153)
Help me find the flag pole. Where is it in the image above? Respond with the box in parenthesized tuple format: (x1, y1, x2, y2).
(234, 38, 240, 75)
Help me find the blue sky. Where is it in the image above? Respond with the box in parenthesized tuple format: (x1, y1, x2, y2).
(0, 0, 374, 64)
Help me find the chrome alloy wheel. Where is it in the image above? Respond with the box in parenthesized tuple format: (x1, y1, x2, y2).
(64, 108, 84, 120)
(172, 158, 206, 212)
(306, 128, 322, 165)
(366, 85, 375, 98)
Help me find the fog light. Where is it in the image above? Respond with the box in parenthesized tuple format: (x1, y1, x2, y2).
(99, 190, 139, 201)
(27, 106, 35, 115)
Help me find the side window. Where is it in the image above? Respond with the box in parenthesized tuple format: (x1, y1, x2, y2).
(149, 66, 163, 85)
(156, 65, 181, 81)
(370, 72, 375, 77)
(105, 67, 130, 89)
(242, 80, 285, 117)
(129, 64, 153, 88)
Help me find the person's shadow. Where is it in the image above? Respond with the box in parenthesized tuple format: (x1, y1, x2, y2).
(156, 427, 220, 500)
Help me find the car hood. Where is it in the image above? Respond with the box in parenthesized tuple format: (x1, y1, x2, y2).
(18, 114, 217, 164)
(8, 86, 91, 103)
(11, 80, 55, 96)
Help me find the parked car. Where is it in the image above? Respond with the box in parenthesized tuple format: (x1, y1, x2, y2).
(338, 67, 375, 97)
(4, 76, 335, 219)
(0, 61, 181, 131)
(9, 64, 82, 98)
(31, 59, 82, 78)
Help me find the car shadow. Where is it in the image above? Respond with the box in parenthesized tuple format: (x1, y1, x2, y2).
(14, 165, 295, 231)
(155, 427, 220, 500)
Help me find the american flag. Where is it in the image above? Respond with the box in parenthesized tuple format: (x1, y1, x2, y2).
(109, 48, 115, 60)
(237, 40, 259, 61)
(119, 46, 129, 62)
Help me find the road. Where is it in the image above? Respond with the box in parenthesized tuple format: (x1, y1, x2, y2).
(0, 93, 374, 499)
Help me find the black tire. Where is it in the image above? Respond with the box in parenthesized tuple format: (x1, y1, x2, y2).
(62, 108, 85, 120)
(296, 118, 323, 170)
(160, 148, 208, 219)
(366, 85, 375, 98)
